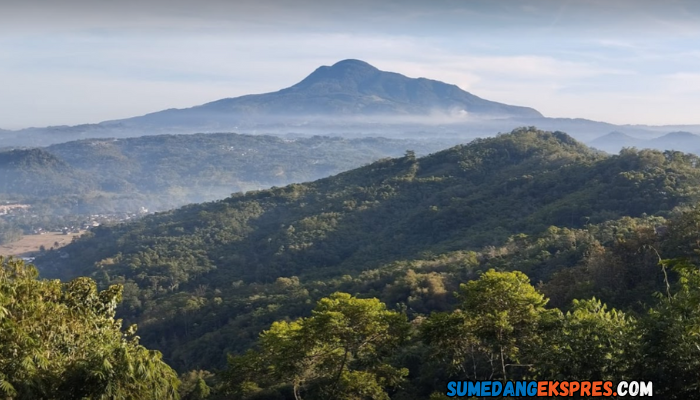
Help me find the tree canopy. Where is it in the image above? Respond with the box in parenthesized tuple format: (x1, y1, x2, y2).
(0, 257, 180, 399)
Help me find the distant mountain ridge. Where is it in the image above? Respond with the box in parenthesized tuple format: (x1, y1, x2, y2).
(0, 149, 89, 197)
(648, 131, 700, 150)
(589, 131, 700, 154)
(3, 59, 700, 147)
(0, 60, 547, 147)
(588, 131, 646, 153)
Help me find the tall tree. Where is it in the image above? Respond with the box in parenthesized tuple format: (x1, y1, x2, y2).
(224, 292, 410, 400)
(421, 269, 553, 381)
(636, 258, 700, 399)
(533, 298, 638, 381)
(0, 257, 180, 399)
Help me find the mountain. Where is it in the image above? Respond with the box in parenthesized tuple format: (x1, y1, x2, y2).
(144, 59, 541, 119)
(588, 130, 700, 154)
(4, 59, 699, 148)
(648, 131, 700, 151)
(35, 128, 700, 371)
(110, 59, 542, 131)
(0, 148, 92, 197)
(0, 132, 452, 214)
(588, 131, 646, 153)
(0, 60, 548, 147)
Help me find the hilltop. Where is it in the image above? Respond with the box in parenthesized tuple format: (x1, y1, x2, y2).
(648, 131, 700, 151)
(588, 131, 645, 153)
(0, 149, 91, 197)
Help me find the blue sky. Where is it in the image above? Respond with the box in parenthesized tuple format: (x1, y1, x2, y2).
(2, 0, 700, 129)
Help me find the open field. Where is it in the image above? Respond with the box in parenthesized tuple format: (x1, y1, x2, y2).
(0, 231, 85, 258)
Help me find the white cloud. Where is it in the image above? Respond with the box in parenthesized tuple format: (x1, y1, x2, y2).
(0, 72, 250, 129)
(663, 72, 700, 94)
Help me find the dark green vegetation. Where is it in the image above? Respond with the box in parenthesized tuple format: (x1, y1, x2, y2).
(224, 292, 410, 400)
(225, 259, 700, 399)
(0, 257, 179, 399)
(16, 127, 700, 398)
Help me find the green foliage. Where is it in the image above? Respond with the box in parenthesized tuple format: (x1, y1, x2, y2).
(10, 127, 700, 396)
(220, 262, 700, 398)
(410, 262, 700, 398)
(224, 293, 409, 400)
(534, 298, 638, 381)
(458, 270, 551, 376)
(179, 370, 214, 400)
(635, 258, 700, 399)
(421, 270, 552, 381)
(0, 257, 180, 399)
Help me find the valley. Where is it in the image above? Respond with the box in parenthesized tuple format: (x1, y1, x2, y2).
(0, 230, 84, 258)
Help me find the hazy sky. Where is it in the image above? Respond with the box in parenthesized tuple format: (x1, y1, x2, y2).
(2, 0, 700, 129)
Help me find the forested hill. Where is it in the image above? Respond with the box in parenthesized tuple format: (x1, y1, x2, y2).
(1, 133, 446, 214)
(0, 148, 91, 197)
(36, 127, 700, 373)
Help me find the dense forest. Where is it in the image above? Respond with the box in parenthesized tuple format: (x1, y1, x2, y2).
(5, 128, 695, 398)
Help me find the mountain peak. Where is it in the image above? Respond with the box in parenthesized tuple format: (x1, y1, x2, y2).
(590, 131, 638, 142)
(663, 131, 697, 139)
(0, 148, 68, 169)
(329, 59, 377, 70)
(588, 131, 644, 154)
(604, 131, 632, 138)
(290, 59, 381, 90)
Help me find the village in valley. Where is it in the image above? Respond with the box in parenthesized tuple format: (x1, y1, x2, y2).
(0, 203, 30, 216)
(0, 202, 150, 260)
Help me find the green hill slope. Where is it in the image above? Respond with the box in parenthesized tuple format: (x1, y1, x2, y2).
(35, 127, 700, 370)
